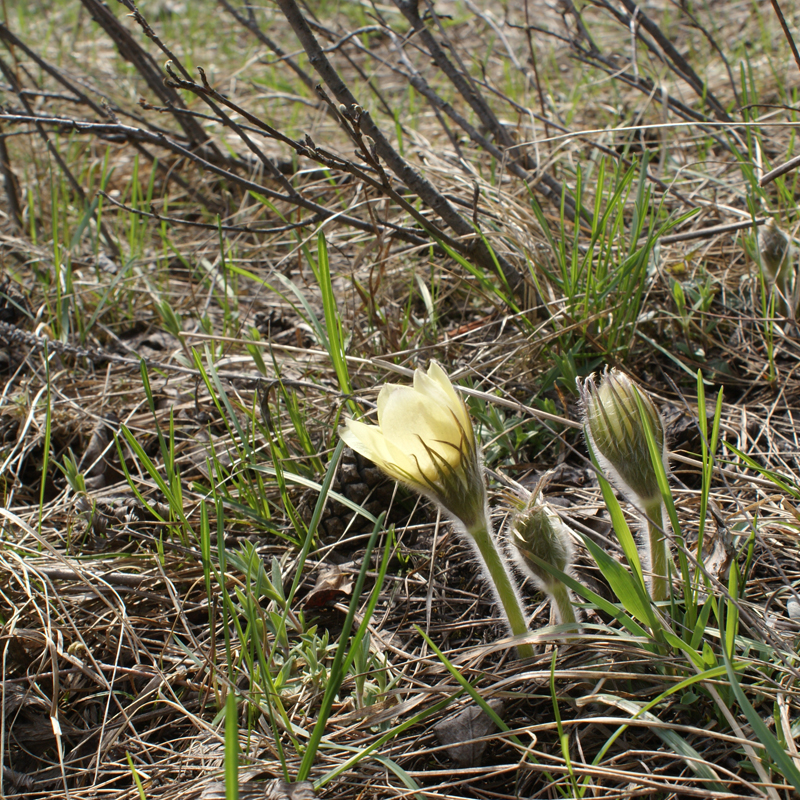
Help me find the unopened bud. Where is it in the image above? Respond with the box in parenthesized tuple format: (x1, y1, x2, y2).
(759, 219, 797, 317)
(579, 369, 665, 506)
(510, 497, 578, 628)
(510, 500, 573, 591)
(759, 219, 791, 281)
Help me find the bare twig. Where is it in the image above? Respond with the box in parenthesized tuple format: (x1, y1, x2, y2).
(0, 54, 120, 258)
(99, 191, 321, 234)
(78, 0, 223, 161)
(0, 125, 22, 229)
(760, 154, 800, 187)
(393, 0, 579, 221)
(769, 0, 800, 77)
(0, 111, 429, 244)
(273, 0, 528, 295)
(659, 217, 767, 244)
(612, 0, 731, 122)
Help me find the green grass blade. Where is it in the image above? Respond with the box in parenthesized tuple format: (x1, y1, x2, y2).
(723, 441, 800, 498)
(125, 751, 148, 800)
(522, 549, 651, 639)
(633, 389, 694, 621)
(414, 627, 520, 746)
(722, 649, 800, 793)
(416, 627, 565, 793)
(584, 438, 647, 588)
(550, 648, 578, 794)
(315, 692, 463, 789)
(580, 534, 661, 637)
(313, 229, 354, 402)
(225, 691, 239, 800)
(252, 465, 377, 525)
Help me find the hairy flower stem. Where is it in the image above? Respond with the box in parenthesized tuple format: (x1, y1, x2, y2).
(644, 498, 669, 603)
(468, 523, 533, 659)
(548, 581, 577, 627)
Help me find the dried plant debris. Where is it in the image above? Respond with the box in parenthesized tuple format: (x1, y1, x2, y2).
(302, 564, 353, 611)
(201, 777, 315, 800)
(433, 699, 505, 768)
(1, 0, 800, 798)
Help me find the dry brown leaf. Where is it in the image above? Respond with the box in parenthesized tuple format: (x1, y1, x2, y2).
(432, 698, 505, 768)
(303, 564, 353, 610)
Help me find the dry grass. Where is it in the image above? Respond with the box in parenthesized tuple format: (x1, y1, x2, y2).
(2, 1, 800, 798)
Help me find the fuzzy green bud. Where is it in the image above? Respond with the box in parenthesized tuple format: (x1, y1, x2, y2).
(510, 501, 573, 592)
(579, 369, 666, 506)
(759, 219, 791, 282)
(759, 219, 796, 318)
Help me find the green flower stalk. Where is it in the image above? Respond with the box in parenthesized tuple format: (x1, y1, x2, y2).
(510, 498, 578, 629)
(340, 362, 532, 657)
(579, 369, 671, 603)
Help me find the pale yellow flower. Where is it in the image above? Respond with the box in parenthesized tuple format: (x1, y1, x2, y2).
(340, 362, 485, 530)
(342, 362, 534, 656)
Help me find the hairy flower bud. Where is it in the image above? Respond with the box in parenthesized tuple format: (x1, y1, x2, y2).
(510, 501, 573, 591)
(759, 219, 797, 317)
(579, 369, 666, 506)
(509, 496, 578, 628)
(759, 219, 791, 282)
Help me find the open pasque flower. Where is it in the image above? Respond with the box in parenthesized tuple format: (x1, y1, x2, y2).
(340, 361, 485, 530)
(341, 362, 533, 657)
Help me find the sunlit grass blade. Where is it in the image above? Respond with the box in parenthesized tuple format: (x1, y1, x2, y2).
(225, 691, 239, 800)
(696, 371, 724, 583)
(315, 692, 462, 790)
(722, 441, 800, 498)
(414, 627, 521, 748)
(580, 534, 662, 639)
(125, 751, 148, 800)
(252, 465, 377, 526)
(722, 648, 800, 794)
(308, 230, 356, 409)
(633, 388, 695, 626)
(584, 439, 647, 588)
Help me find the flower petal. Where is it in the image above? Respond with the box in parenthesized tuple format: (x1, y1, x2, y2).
(413, 364, 451, 405)
(379, 383, 458, 475)
(378, 384, 444, 473)
(426, 361, 460, 405)
(340, 418, 419, 484)
(422, 361, 473, 435)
